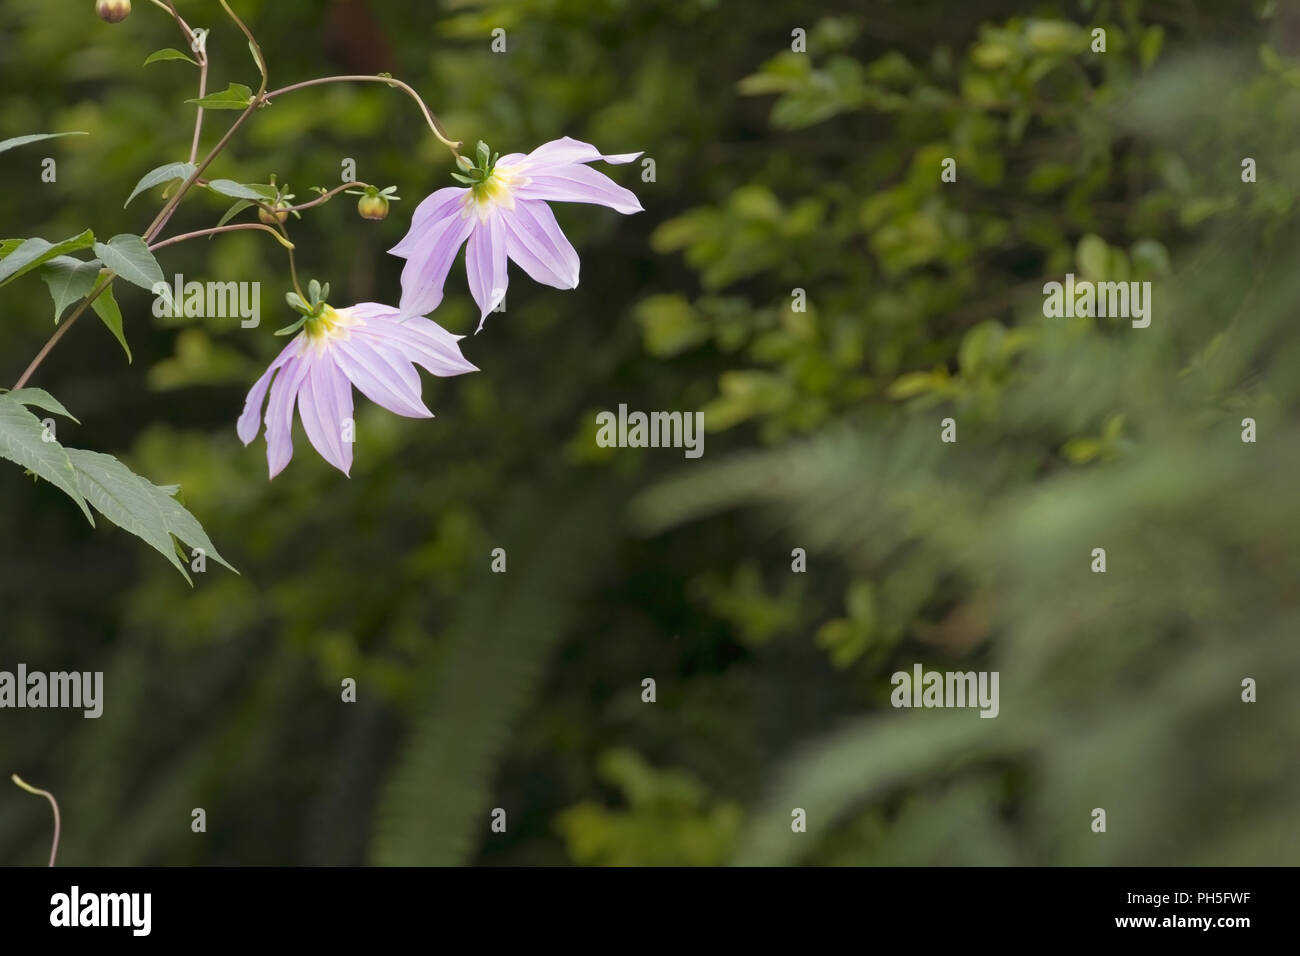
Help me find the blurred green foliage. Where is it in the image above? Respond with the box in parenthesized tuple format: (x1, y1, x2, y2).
(1, 0, 1297, 866)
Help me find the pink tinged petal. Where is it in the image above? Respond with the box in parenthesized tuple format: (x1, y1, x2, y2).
(297, 358, 354, 476)
(397, 212, 476, 318)
(237, 343, 295, 445)
(265, 354, 309, 478)
(332, 336, 432, 419)
(465, 210, 509, 328)
(501, 200, 580, 290)
(515, 163, 643, 215)
(342, 302, 403, 322)
(389, 187, 468, 258)
(363, 315, 478, 377)
(523, 136, 642, 171)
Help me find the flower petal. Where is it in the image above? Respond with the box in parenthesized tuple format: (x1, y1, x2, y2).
(297, 357, 354, 476)
(522, 136, 642, 171)
(515, 162, 643, 215)
(265, 353, 309, 478)
(237, 341, 296, 445)
(501, 200, 580, 290)
(397, 211, 476, 318)
(332, 335, 432, 419)
(363, 315, 478, 377)
(466, 210, 509, 328)
(389, 186, 468, 258)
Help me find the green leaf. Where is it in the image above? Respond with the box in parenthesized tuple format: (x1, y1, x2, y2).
(0, 394, 93, 523)
(242, 183, 280, 200)
(248, 40, 267, 81)
(1139, 25, 1165, 70)
(1076, 233, 1109, 280)
(91, 284, 132, 363)
(144, 47, 199, 66)
(0, 132, 87, 155)
(635, 293, 708, 357)
(39, 256, 102, 322)
(66, 448, 236, 584)
(732, 712, 1022, 865)
(1130, 238, 1172, 278)
(215, 199, 255, 228)
(186, 83, 255, 110)
(0, 230, 95, 288)
(3, 388, 80, 423)
(887, 370, 942, 399)
(93, 234, 165, 292)
(125, 162, 197, 207)
(207, 179, 273, 201)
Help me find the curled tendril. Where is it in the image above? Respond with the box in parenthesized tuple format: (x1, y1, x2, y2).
(11, 774, 61, 867)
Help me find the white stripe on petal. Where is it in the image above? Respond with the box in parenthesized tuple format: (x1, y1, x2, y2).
(265, 355, 309, 478)
(515, 163, 643, 215)
(397, 212, 476, 318)
(297, 358, 354, 476)
(237, 341, 296, 445)
(466, 210, 509, 328)
(523, 136, 642, 172)
(501, 200, 580, 290)
(390, 186, 468, 258)
(362, 317, 478, 377)
(332, 336, 432, 419)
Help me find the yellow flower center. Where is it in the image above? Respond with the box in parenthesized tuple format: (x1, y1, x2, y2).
(462, 165, 528, 221)
(300, 305, 361, 356)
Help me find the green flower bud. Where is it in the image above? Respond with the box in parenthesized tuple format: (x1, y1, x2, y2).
(258, 201, 291, 225)
(357, 194, 389, 220)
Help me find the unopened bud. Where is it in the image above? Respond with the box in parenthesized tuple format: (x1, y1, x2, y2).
(357, 194, 389, 220)
(96, 0, 131, 23)
(258, 202, 290, 226)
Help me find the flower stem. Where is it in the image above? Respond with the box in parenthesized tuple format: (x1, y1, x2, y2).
(13, 13, 410, 386)
(143, 102, 260, 245)
(11, 775, 61, 867)
(147, 222, 294, 252)
(278, 224, 307, 301)
(153, 0, 208, 164)
(286, 181, 374, 213)
(263, 75, 462, 157)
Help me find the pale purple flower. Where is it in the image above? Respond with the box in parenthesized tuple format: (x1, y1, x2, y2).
(237, 302, 476, 477)
(389, 136, 643, 329)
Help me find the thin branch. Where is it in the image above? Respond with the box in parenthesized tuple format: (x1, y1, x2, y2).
(286, 181, 375, 213)
(147, 221, 294, 252)
(156, 0, 209, 164)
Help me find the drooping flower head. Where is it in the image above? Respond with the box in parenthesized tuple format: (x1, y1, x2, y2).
(389, 136, 643, 330)
(238, 285, 476, 477)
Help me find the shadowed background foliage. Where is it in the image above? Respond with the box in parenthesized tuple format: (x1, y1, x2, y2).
(1, 0, 1296, 865)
